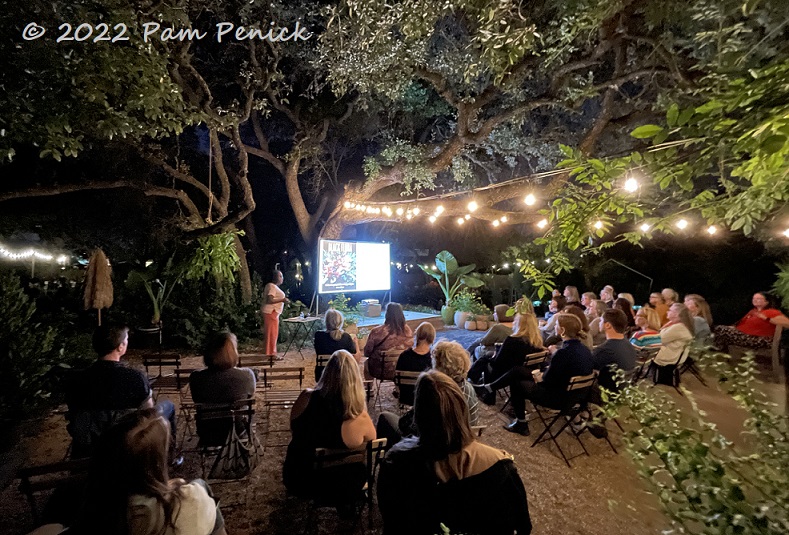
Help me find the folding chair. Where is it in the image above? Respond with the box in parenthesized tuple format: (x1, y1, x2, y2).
(730, 325, 785, 383)
(192, 397, 260, 479)
(530, 372, 598, 468)
(261, 367, 305, 448)
(17, 458, 90, 523)
(393, 370, 421, 413)
(314, 354, 332, 382)
(499, 351, 549, 413)
(144, 352, 182, 384)
(238, 353, 278, 368)
(309, 438, 388, 530)
(369, 349, 404, 410)
(150, 367, 195, 401)
(635, 345, 689, 396)
(470, 425, 487, 437)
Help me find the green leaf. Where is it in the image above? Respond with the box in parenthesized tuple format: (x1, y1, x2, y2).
(631, 125, 664, 139)
(677, 107, 695, 126)
(761, 135, 787, 154)
(695, 100, 724, 114)
(435, 250, 458, 275)
(666, 104, 679, 127)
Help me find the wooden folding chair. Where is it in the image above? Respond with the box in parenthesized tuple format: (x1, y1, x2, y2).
(17, 458, 90, 523)
(238, 353, 278, 368)
(530, 372, 598, 468)
(370, 349, 403, 410)
(309, 438, 388, 530)
(261, 366, 305, 448)
(144, 352, 182, 382)
(191, 397, 259, 479)
(470, 425, 488, 437)
(393, 370, 421, 413)
(314, 354, 332, 382)
(499, 351, 549, 413)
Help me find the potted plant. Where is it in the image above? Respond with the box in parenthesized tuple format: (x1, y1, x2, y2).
(451, 289, 477, 330)
(419, 250, 483, 326)
(473, 301, 492, 330)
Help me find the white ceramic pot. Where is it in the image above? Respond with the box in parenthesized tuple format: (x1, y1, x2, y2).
(454, 311, 471, 328)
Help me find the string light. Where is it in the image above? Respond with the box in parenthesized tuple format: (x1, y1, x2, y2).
(593, 221, 604, 230)
(640, 223, 650, 232)
(464, 214, 471, 220)
(406, 213, 413, 220)
(432, 265, 437, 270)
(624, 177, 639, 193)
(343, 201, 352, 208)
(676, 219, 689, 230)
(396, 207, 404, 216)
(783, 229, 789, 238)
(492, 220, 500, 227)
(707, 225, 717, 235)
(429, 215, 436, 223)
(524, 193, 536, 206)
(468, 201, 478, 212)
(436, 205, 445, 214)
(500, 216, 508, 223)
(0, 246, 55, 261)
(537, 219, 548, 229)
(412, 208, 420, 216)
(456, 217, 465, 225)
(502, 263, 510, 269)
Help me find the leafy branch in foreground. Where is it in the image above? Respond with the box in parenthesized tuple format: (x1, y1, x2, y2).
(602, 352, 789, 534)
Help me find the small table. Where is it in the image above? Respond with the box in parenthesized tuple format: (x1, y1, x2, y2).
(281, 316, 321, 359)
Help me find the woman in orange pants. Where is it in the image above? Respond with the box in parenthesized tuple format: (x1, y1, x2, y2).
(262, 269, 289, 357)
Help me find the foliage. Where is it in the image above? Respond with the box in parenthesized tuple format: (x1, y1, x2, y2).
(0, 271, 93, 420)
(183, 232, 241, 283)
(772, 262, 789, 310)
(603, 351, 789, 534)
(450, 288, 490, 316)
(327, 293, 363, 326)
(419, 250, 484, 305)
(402, 304, 440, 314)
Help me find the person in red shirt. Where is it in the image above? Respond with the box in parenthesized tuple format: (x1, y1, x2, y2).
(713, 292, 789, 352)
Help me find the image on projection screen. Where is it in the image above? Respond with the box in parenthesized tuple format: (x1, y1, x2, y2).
(318, 240, 391, 294)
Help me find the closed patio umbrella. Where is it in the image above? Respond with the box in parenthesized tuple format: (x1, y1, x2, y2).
(83, 248, 113, 325)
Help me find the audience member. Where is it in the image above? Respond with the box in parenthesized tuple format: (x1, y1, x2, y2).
(431, 341, 479, 427)
(468, 312, 544, 396)
(614, 297, 637, 331)
(588, 299, 609, 346)
(394, 322, 436, 406)
(563, 286, 582, 307)
(364, 302, 413, 380)
(314, 309, 358, 380)
(69, 409, 226, 535)
(546, 305, 592, 349)
(713, 292, 789, 352)
(662, 288, 679, 306)
(283, 350, 376, 511)
(189, 332, 256, 446)
(592, 310, 638, 392)
(378, 370, 532, 535)
(476, 314, 593, 436)
(648, 292, 669, 325)
(683, 294, 713, 346)
(600, 285, 616, 308)
(539, 295, 567, 338)
(65, 325, 175, 459)
(653, 303, 695, 367)
(630, 307, 662, 348)
(617, 292, 636, 307)
(466, 307, 514, 360)
(581, 291, 598, 320)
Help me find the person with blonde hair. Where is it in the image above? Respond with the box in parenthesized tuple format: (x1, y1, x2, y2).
(476, 314, 593, 436)
(431, 341, 480, 427)
(630, 307, 662, 348)
(394, 322, 436, 406)
(600, 285, 616, 308)
(284, 350, 376, 511)
(69, 409, 227, 535)
(683, 294, 713, 345)
(617, 292, 635, 307)
(653, 303, 695, 367)
(314, 309, 358, 380)
(662, 288, 679, 306)
(378, 370, 532, 535)
(563, 286, 581, 306)
(189, 332, 256, 446)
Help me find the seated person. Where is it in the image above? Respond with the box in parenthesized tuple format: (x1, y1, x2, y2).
(364, 302, 413, 380)
(475, 314, 594, 436)
(617, 293, 636, 307)
(313, 309, 358, 381)
(592, 309, 638, 393)
(563, 286, 582, 307)
(630, 307, 662, 348)
(65, 324, 175, 459)
(581, 291, 598, 321)
(189, 332, 256, 446)
(539, 295, 567, 339)
(600, 285, 616, 308)
(68, 409, 226, 535)
(468, 312, 544, 390)
(614, 297, 637, 332)
(588, 299, 609, 346)
(395, 322, 436, 406)
(652, 303, 695, 367)
(683, 293, 713, 346)
(378, 370, 532, 535)
(648, 292, 670, 325)
(466, 306, 514, 359)
(713, 292, 789, 352)
(545, 305, 593, 349)
(283, 350, 376, 510)
(662, 287, 679, 307)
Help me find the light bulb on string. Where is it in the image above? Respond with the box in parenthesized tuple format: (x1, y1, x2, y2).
(492, 220, 500, 227)
(624, 177, 639, 193)
(413, 208, 420, 216)
(783, 229, 789, 238)
(537, 219, 548, 229)
(468, 201, 478, 212)
(500, 215, 508, 223)
(524, 194, 536, 206)
(707, 225, 717, 235)
(344, 201, 352, 208)
(464, 214, 470, 220)
(436, 205, 445, 214)
(429, 215, 436, 223)
(456, 217, 465, 225)
(406, 213, 413, 220)
(676, 219, 689, 230)
(639, 223, 650, 232)
(396, 207, 404, 216)
(593, 220, 603, 230)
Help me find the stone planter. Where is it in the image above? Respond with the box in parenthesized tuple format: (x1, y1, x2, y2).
(454, 311, 472, 329)
(464, 320, 477, 330)
(441, 305, 456, 325)
(476, 320, 489, 331)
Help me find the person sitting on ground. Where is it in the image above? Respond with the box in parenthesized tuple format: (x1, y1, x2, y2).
(378, 370, 532, 535)
(466, 306, 514, 360)
(189, 332, 256, 446)
(592, 309, 638, 393)
(468, 311, 544, 393)
(65, 324, 176, 459)
(713, 292, 789, 352)
(283, 350, 376, 512)
(68, 409, 226, 535)
(683, 293, 713, 346)
(475, 314, 594, 436)
(652, 303, 695, 367)
(600, 285, 616, 308)
(630, 307, 662, 348)
(662, 288, 679, 307)
(546, 305, 593, 349)
(563, 286, 582, 307)
(394, 322, 436, 406)
(588, 299, 609, 346)
(581, 291, 598, 320)
(364, 302, 413, 380)
(313, 309, 358, 380)
(648, 292, 669, 325)
(539, 295, 567, 339)
(614, 297, 637, 331)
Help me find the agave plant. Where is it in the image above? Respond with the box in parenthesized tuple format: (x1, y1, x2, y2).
(419, 250, 484, 305)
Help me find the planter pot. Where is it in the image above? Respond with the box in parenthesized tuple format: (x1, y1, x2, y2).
(135, 325, 162, 349)
(464, 320, 477, 330)
(441, 305, 456, 325)
(454, 311, 472, 329)
(476, 320, 489, 331)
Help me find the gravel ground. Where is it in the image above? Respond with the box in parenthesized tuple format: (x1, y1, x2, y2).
(3, 326, 781, 535)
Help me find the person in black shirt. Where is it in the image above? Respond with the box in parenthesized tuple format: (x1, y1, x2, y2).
(394, 322, 435, 405)
(592, 309, 637, 393)
(313, 309, 358, 381)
